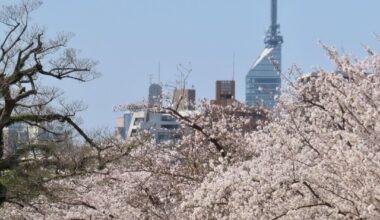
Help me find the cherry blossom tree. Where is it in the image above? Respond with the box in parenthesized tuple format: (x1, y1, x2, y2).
(180, 45, 380, 219)
(3, 43, 380, 219)
(0, 0, 100, 208)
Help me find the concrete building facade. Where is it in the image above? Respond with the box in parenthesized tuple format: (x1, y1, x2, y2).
(172, 89, 196, 111)
(115, 110, 180, 143)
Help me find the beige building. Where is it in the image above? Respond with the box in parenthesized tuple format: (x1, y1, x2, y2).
(211, 80, 236, 107)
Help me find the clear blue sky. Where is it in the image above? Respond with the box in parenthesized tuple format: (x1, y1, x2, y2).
(2, 0, 380, 130)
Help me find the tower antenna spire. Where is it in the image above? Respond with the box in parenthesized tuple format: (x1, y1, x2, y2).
(271, 0, 277, 36)
(265, 0, 283, 47)
(149, 74, 153, 85)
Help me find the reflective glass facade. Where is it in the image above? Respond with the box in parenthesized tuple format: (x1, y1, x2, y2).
(246, 45, 281, 108)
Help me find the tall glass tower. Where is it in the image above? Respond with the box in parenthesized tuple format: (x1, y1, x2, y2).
(246, 0, 283, 108)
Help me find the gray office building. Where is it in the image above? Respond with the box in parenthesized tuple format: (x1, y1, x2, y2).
(148, 83, 162, 108)
(246, 0, 283, 108)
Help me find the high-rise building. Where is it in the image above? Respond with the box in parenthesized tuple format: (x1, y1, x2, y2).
(216, 80, 235, 100)
(246, 0, 283, 108)
(2, 122, 71, 156)
(148, 83, 162, 108)
(2, 123, 28, 155)
(211, 80, 236, 107)
(172, 89, 196, 111)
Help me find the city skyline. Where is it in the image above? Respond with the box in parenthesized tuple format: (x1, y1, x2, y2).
(1, 1, 380, 217)
(1, 0, 379, 129)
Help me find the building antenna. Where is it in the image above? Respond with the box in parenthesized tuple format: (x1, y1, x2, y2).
(149, 74, 153, 85)
(232, 53, 235, 81)
(265, 0, 283, 47)
(158, 61, 161, 83)
(271, 0, 277, 36)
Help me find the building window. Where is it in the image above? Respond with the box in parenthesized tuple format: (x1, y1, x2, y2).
(133, 118, 144, 126)
(131, 129, 137, 136)
(254, 78, 281, 83)
(161, 115, 176, 122)
(161, 124, 179, 130)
